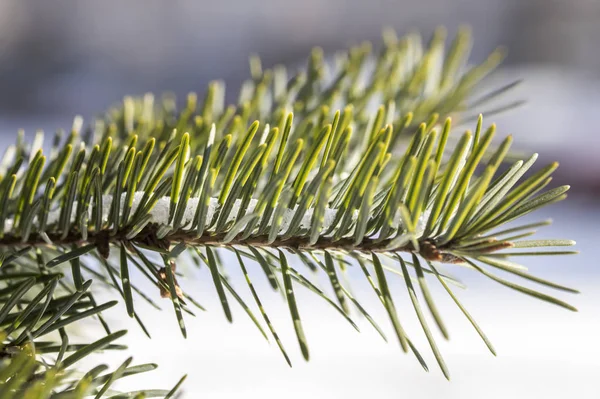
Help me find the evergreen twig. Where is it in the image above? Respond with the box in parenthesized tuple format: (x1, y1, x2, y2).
(0, 27, 577, 396)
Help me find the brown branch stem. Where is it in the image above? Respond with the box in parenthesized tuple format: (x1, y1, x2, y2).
(0, 224, 461, 263)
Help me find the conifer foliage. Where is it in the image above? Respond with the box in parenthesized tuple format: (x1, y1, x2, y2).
(0, 28, 577, 396)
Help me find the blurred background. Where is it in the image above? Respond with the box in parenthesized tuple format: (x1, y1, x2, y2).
(0, 1, 598, 398)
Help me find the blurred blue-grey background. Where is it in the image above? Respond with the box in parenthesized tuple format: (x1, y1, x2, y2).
(0, 1, 598, 397)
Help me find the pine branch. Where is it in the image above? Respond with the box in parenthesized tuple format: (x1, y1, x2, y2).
(0, 27, 578, 395)
(0, 278, 185, 398)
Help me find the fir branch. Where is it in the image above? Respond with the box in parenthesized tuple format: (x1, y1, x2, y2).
(0, 276, 183, 397)
(0, 27, 578, 394)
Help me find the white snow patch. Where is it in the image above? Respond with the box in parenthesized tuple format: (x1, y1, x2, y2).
(4, 192, 430, 239)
